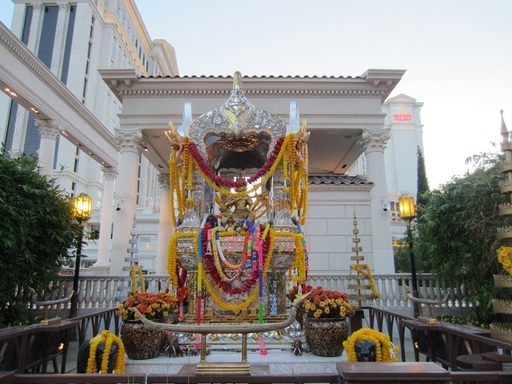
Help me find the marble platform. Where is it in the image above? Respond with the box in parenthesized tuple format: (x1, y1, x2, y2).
(125, 348, 348, 375)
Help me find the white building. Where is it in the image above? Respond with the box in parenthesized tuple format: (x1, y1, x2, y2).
(0, 0, 425, 278)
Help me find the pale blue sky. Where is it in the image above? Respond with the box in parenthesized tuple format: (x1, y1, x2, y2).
(1, 1, 512, 189)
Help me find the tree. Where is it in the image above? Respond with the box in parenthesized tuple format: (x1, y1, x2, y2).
(416, 147, 430, 209)
(0, 153, 80, 326)
(415, 151, 510, 324)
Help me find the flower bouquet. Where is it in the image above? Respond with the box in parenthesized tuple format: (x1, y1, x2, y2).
(117, 292, 178, 322)
(304, 287, 356, 319)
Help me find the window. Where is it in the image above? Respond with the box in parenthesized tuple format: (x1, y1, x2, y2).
(89, 224, 100, 240)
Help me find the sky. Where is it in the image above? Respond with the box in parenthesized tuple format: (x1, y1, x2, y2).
(1, 0, 512, 189)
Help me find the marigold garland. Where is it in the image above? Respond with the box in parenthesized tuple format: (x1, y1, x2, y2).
(168, 232, 196, 288)
(86, 330, 126, 374)
(343, 328, 399, 362)
(350, 263, 380, 299)
(498, 246, 512, 275)
(200, 227, 276, 311)
(277, 231, 306, 283)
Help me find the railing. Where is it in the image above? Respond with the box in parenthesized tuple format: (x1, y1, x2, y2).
(0, 308, 119, 375)
(51, 273, 469, 310)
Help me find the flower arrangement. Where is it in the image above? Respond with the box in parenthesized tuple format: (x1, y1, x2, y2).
(303, 287, 356, 319)
(86, 330, 125, 374)
(117, 292, 178, 322)
(343, 328, 399, 362)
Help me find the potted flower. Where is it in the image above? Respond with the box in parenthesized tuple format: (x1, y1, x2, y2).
(117, 293, 178, 360)
(303, 287, 357, 357)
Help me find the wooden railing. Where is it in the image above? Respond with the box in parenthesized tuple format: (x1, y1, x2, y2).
(53, 273, 469, 310)
(0, 308, 119, 375)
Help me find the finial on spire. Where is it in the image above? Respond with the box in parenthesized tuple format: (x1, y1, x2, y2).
(501, 109, 509, 143)
(233, 71, 242, 90)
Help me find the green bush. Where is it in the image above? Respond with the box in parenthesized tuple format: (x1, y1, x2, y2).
(0, 153, 80, 326)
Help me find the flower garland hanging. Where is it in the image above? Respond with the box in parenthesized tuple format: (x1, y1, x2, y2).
(202, 224, 261, 295)
(86, 330, 126, 374)
(168, 232, 196, 288)
(200, 226, 276, 311)
(350, 263, 380, 299)
(278, 232, 306, 283)
(498, 246, 512, 275)
(190, 135, 290, 197)
(343, 328, 399, 362)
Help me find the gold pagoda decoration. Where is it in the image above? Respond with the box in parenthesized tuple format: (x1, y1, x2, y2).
(491, 110, 512, 341)
(347, 211, 379, 305)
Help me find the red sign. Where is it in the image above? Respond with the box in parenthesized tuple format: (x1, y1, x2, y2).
(393, 113, 412, 121)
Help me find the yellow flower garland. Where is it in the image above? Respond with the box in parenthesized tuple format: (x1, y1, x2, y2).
(343, 328, 399, 362)
(201, 228, 276, 311)
(168, 232, 196, 288)
(277, 232, 306, 283)
(350, 263, 380, 299)
(86, 330, 126, 374)
(194, 134, 291, 198)
(498, 246, 512, 275)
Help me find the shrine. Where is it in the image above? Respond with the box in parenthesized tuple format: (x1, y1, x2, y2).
(166, 72, 310, 324)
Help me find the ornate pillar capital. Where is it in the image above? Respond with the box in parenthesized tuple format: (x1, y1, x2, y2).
(114, 128, 144, 153)
(31, 1, 44, 11)
(57, 0, 70, 11)
(359, 129, 391, 154)
(102, 166, 118, 181)
(35, 119, 60, 140)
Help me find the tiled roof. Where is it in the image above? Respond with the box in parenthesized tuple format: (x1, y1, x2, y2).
(308, 175, 373, 185)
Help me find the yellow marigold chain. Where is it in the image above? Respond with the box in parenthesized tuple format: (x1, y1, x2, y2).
(193, 134, 291, 197)
(343, 328, 399, 363)
(201, 228, 276, 311)
(86, 331, 126, 374)
(350, 263, 380, 299)
(276, 231, 305, 283)
(168, 232, 196, 288)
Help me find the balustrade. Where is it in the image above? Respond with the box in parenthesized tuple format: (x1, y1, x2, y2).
(48, 273, 468, 311)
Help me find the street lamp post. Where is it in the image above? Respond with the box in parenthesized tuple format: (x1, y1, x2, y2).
(70, 193, 92, 318)
(398, 196, 420, 318)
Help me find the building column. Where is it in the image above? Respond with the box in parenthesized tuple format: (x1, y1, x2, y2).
(360, 128, 395, 274)
(110, 129, 143, 275)
(35, 119, 59, 176)
(90, 166, 118, 274)
(156, 174, 172, 275)
(27, 1, 44, 54)
(50, 1, 71, 77)
(9, 105, 29, 158)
